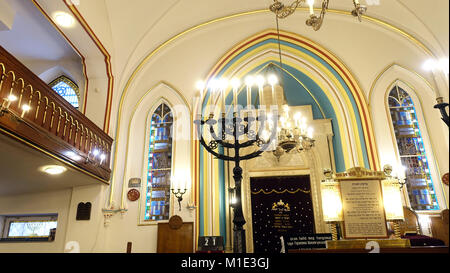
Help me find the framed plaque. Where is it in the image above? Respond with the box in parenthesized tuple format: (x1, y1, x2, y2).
(336, 167, 388, 239)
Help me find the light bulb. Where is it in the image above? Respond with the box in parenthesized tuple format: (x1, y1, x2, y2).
(307, 0, 315, 14)
(256, 75, 265, 87)
(22, 104, 31, 111)
(219, 78, 229, 90)
(53, 11, 75, 28)
(423, 59, 437, 71)
(7, 94, 17, 102)
(42, 165, 66, 175)
(196, 80, 205, 91)
(245, 75, 255, 87)
(208, 78, 220, 90)
(268, 74, 278, 86)
(294, 112, 301, 121)
(231, 78, 241, 89)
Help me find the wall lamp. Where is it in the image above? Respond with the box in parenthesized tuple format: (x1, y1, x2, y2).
(171, 188, 187, 211)
(0, 94, 17, 116)
(85, 148, 106, 166)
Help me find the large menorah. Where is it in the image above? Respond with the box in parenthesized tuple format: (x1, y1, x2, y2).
(194, 109, 278, 253)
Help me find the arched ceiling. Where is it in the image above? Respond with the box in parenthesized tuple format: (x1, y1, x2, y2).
(15, 0, 448, 135)
(96, 0, 448, 83)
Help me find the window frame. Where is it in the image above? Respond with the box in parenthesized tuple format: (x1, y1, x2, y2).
(49, 75, 81, 109)
(1, 214, 58, 240)
(139, 100, 175, 225)
(385, 81, 443, 212)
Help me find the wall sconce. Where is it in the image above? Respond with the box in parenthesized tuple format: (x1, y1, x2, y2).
(21, 104, 31, 118)
(171, 188, 187, 211)
(0, 94, 17, 116)
(320, 169, 343, 241)
(434, 97, 449, 127)
(85, 148, 106, 166)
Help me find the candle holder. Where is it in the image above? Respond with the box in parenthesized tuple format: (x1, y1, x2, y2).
(434, 97, 449, 127)
(195, 110, 277, 253)
(0, 95, 17, 117)
(171, 188, 187, 211)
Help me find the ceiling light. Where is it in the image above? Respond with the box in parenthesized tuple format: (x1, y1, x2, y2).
(53, 11, 75, 28)
(41, 165, 67, 175)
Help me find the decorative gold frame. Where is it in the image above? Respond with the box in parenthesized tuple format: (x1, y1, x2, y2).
(335, 167, 389, 240)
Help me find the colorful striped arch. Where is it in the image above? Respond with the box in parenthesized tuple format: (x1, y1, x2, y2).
(194, 29, 380, 242)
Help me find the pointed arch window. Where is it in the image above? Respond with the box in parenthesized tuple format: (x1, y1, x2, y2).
(145, 103, 173, 220)
(388, 85, 439, 211)
(49, 76, 80, 109)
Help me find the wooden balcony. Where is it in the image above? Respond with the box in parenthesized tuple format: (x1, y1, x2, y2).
(0, 46, 112, 183)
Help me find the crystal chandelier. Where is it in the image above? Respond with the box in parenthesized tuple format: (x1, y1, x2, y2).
(270, 0, 367, 31)
(268, 103, 315, 160)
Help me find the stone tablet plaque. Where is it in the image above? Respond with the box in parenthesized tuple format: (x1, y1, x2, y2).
(340, 179, 388, 239)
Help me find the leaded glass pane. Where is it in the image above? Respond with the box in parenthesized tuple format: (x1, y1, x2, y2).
(49, 76, 80, 108)
(388, 86, 439, 211)
(8, 221, 57, 238)
(145, 103, 173, 221)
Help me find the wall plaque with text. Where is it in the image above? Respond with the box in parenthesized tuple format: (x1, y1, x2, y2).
(340, 179, 388, 239)
(284, 234, 332, 250)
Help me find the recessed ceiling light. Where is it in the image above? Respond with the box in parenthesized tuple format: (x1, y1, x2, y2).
(53, 11, 75, 28)
(41, 165, 67, 175)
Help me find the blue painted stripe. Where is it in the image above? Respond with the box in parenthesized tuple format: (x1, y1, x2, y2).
(214, 38, 370, 169)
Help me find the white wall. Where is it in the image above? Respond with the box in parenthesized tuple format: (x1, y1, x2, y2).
(0, 189, 72, 253)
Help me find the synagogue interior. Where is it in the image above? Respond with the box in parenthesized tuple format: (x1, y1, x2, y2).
(0, 0, 448, 254)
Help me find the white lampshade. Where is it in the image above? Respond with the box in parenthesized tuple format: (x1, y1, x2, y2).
(381, 179, 404, 221)
(321, 181, 343, 222)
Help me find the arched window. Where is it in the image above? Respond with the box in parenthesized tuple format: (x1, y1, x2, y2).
(49, 76, 80, 109)
(388, 85, 439, 211)
(145, 103, 173, 220)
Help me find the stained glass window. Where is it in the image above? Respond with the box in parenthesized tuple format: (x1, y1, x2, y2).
(388, 85, 439, 211)
(49, 76, 80, 109)
(145, 103, 173, 221)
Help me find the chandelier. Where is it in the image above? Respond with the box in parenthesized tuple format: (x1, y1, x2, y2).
(270, 0, 367, 31)
(268, 104, 315, 160)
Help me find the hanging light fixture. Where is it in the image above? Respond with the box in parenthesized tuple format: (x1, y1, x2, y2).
(270, 0, 367, 31)
(261, 9, 316, 160)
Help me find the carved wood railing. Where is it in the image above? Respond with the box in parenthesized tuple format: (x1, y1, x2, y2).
(0, 46, 113, 183)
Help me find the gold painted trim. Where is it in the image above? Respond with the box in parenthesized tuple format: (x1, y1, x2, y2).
(110, 81, 191, 207)
(0, 127, 109, 185)
(368, 63, 439, 109)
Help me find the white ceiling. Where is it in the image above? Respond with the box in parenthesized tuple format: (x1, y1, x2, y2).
(0, 0, 80, 63)
(0, 132, 104, 197)
(91, 0, 448, 91)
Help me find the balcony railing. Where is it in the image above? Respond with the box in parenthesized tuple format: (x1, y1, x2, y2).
(0, 46, 113, 183)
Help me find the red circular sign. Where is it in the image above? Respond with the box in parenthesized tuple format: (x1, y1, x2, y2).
(442, 173, 449, 186)
(127, 189, 140, 201)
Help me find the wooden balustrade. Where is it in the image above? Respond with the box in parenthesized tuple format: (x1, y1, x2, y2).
(0, 46, 113, 183)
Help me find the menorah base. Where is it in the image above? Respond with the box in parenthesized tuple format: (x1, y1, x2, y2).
(233, 228, 247, 253)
